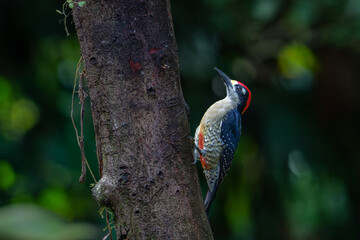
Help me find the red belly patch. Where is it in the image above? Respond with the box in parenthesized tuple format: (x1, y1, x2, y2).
(198, 128, 210, 170)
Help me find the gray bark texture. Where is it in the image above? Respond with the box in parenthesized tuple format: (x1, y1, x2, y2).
(72, 0, 213, 239)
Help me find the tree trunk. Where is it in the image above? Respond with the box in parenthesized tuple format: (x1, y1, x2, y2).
(72, 0, 213, 239)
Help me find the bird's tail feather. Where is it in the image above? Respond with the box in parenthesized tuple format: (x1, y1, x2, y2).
(204, 183, 219, 215)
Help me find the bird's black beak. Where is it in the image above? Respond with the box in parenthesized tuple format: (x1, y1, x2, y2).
(214, 67, 233, 95)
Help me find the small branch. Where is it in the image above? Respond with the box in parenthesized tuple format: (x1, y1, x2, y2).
(56, 1, 72, 36)
(102, 233, 110, 240)
(106, 211, 113, 240)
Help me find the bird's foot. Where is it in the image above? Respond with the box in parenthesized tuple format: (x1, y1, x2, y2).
(194, 144, 207, 156)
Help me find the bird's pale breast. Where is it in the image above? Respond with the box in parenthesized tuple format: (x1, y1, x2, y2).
(197, 98, 236, 169)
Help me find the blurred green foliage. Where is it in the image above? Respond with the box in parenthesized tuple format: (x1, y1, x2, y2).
(0, 161, 16, 190)
(0, 204, 100, 240)
(0, 77, 39, 140)
(0, 0, 360, 239)
(172, 0, 360, 239)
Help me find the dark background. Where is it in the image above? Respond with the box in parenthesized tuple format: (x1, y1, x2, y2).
(0, 0, 360, 239)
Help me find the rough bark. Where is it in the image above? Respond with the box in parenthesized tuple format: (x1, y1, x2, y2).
(72, 0, 213, 239)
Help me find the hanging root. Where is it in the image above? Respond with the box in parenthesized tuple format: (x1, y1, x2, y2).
(71, 57, 97, 184)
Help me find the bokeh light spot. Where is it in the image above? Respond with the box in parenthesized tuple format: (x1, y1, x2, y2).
(39, 187, 72, 219)
(0, 161, 16, 190)
(0, 77, 12, 103)
(251, 0, 279, 21)
(278, 42, 317, 79)
(288, 150, 311, 179)
(0, 77, 39, 140)
(10, 99, 39, 136)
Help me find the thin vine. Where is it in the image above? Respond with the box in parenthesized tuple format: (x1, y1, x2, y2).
(71, 57, 114, 240)
(56, 0, 86, 36)
(63, 3, 114, 239)
(71, 57, 97, 184)
(99, 207, 115, 240)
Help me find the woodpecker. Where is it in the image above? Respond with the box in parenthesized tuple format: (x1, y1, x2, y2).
(193, 67, 251, 214)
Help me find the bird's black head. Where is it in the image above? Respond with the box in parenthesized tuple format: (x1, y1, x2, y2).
(214, 67, 251, 115)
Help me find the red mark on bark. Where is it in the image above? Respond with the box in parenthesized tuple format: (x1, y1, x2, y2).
(149, 48, 161, 54)
(129, 59, 142, 72)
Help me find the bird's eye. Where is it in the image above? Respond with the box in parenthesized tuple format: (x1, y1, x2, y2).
(241, 87, 246, 95)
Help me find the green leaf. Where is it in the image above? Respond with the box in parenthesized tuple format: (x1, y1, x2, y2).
(66, 0, 73, 3)
(56, 10, 63, 14)
(78, 1, 86, 7)
(68, 2, 74, 8)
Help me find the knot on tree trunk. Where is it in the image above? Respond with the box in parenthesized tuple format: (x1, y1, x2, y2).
(92, 175, 116, 208)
